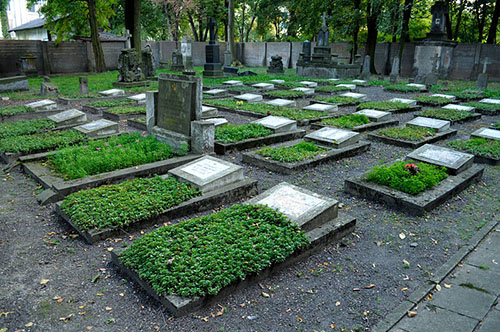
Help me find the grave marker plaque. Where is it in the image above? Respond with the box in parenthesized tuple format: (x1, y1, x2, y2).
(252, 116, 297, 133)
(471, 128, 500, 141)
(407, 144, 474, 174)
(305, 127, 360, 148)
(407, 116, 450, 132)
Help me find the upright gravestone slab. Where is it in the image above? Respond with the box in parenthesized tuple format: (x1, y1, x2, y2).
(26, 99, 57, 111)
(169, 155, 244, 192)
(353, 109, 392, 122)
(477, 57, 491, 90)
(252, 116, 297, 133)
(203, 17, 224, 78)
(407, 144, 474, 175)
(170, 48, 185, 72)
(190, 120, 215, 154)
(48, 109, 87, 127)
(181, 38, 195, 76)
(141, 46, 156, 78)
(75, 119, 119, 137)
(390, 57, 400, 84)
(146, 91, 158, 132)
(40, 82, 59, 96)
(407, 116, 450, 132)
(79, 76, 89, 95)
(360, 55, 371, 80)
(471, 128, 500, 141)
(305, 127, 360, 148)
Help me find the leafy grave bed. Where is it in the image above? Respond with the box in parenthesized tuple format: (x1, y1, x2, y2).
(310, 110, 399, 132)
(102, 106, 146, 121)
(368, 124, 457, 148)
(0, 104, 61, 122)
(447, 128, 500, 165)
(358, 101, 421, 114)
(417, 108, 481, 124)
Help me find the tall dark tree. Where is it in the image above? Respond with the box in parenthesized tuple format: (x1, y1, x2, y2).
(366, 0, 382, 73)
(88, 0, 106, 72)
(125, 0, 141, 52)
(487, 0, 500, 43)
(0, 0, 10, 39)
(398, 0, 413, 63)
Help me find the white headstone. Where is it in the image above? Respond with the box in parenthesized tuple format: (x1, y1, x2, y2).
(26, 99, 57, 111)
(203, 118, 228, 127)
(291, 87, 315, 95)
(303, 103, 338, 112)
(471, 128, 500, 141)
(431, 94, 456, 101)
(442, 104, 475, 112)
(407, 116, 450, 132)
(340, 92, 367, 100)
(75, 119, 119, 137)
(299, 81, 318, 88)
(234, 93, 263, 103)
(98, 89, 125, 97)
(270, 79, 285, 84)
(222, 80, 243, 86)
(353, 109, 392, 122)
(266, 99, 296, 107)
(252, 115, 297, 133)
(479, 98, 500, 105)
(305, 127, 360, 148)
(252, 83, 275, 90)
(336, 84, 356, 90)
(128, 93, 146, 104)
(389, 98, 417, 106)
(407, 144, 474, 174)
(407, 83, 426, 90)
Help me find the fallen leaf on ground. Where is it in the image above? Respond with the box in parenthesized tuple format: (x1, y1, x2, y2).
(40, 279, 49, 285)
(59, 314, 73, 322)
(261, 292, 270, 298)
(201, 317, 209, 322)
(407, 311, 417, 318)
(399, 233, 406, 240)
(216, 311, 223, 316)
(25, 322, 34, 327)
(401, 287, 409, 292)
(335, 301, 341, 306)
(444, 283, 452, 288)
(105, 307, 112, 311)
(363, 284, 375, 289)
(353, 288, 360, 291)
(436, 284, 442, 291)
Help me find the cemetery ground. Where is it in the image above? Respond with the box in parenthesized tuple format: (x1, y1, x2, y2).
(1, 68, 500, 332)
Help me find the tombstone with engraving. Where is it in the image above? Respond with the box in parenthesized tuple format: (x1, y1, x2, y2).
(203, 17, 224, 78)
(407, 144, 474, 175)
(75, 119, 119, 137)
(114, 48, 147, 87)
(48, 109, 87, 127)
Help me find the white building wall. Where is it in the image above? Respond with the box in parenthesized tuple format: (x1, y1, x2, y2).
(6, 0, 46, 38)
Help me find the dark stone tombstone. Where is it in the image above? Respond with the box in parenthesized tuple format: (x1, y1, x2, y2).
(267, 55, 284, 74)
(477, 57, 491, 90)
(424, 53, 439, 86)
(79, 76, 89, 95)
(170, 48, 185, 72)
(390, 57, 400, 84)
(141, 45, 156, 78)
(427, 1, 448, 41)
(203, 17, 224, 77)
(317, 13, 330, 47)
(297, 40, 311, 65)
(19, 54, 37, 77)
(116, 48, 146, 86)
(360, 55, 371, 80)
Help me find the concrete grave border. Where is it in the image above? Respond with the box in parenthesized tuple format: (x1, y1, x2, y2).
(367, 129, 457, 148)
(127, 117, 147, 131)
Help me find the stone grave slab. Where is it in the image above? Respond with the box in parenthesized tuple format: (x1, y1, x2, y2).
(201, 105, 218, 118)
(269, 79, 285, 84)
(222, 80, 243, 86)
(246, 182, 338, 231)
(252, 116, 297, 133)
(431, 94, 456, 101)
(203, 118, 228, 127)
(48, 109, 87, 127)
(204, 89, 227, 96)
(98, 89, 125, 97)
(305, 127, 360, 148)
(252, 83, 274, 90)
(471, 128, 500, 141)
(407, 116, 450, 132)
(303, 103, 338, 112)
(234, 93, 263, 103)
(299, 81, 318, 88)
(340, 92, 367, 101)
(75, 119, 119, 137)
(336, 84, 356, 90)
(479, 98, 500, 105)
(407, 144, 474, 174)
(26, 99, 57, 111)
(389, 98, 417, 106)
(128, 93, 146, 104)
(407, 83, 426, 90)
(266, 99, 296, 107)
(442, 104, 475, 112)
(352, 79, 366, 85)
(353, 109, 392, 122)
(328, 78, 341, 82)
(168, 155, 244, 192)
(291, 87, 314, 95)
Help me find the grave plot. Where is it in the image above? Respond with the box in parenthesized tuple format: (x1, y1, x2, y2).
(358, 100, 421, 114)
(417, 108, 481, 124)
(311, 110, 399, 132)
(56, 156, 257, 243)
(242, 127, 370, 174)
(0, 101, 61, 123)
(74, 119, 119, 137)
(339, 92, 367, 101)
(384, 84, 423, 93)
(265, 89, 308, 100)
(203, 88, 229, 99)
(447, 128, 500, 165)
(303, 103, 338, 113)
(315, 85, 353, 94)
(82, 98, 136, 114)
(345, 145, 484, 215)
(234, 93, 264, 103)
(464, 99, 500, 115)
(127, 93, 146, 104)
(416, 94, 456, 107)
(21, 133, 201, 204)
(252, 83, 275, 90)
(204, 99, 331, 126)
(406, 83, 427, 91)
(201, 105, 218, 118)
(214, 117, 306, 155)
(449, 89, 484, 101)
(298, 81, 318, 88)
(266, 99, 296, 107)
(111, 183, 355, 316)
(102, 106, 146, 121)
(335, 84, 358, 92)
(127, 116, 147, 131)
(48, 109, 87, 127)
(315, 95, 361, 107)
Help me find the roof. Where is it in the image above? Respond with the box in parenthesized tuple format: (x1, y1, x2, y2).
(9, 17, 46, 32)
(75, 32, 127, 42)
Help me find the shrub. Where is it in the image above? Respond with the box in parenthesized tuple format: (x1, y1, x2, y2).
(359, 101, 412, 111)
(215, 123, 273, 143)
(0, 130, 86, 153)
(320, 114, 370, 129)
(256, 141, 327, 163)
(419, 108, 473, 121)
(377, 126, 436, 141)
(447, 138, 500, 159)
(0, 119, 56, 139)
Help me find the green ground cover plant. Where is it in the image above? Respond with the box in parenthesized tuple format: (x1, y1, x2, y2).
(0, 130, 86, 153)
(320, 114, 370, 129)
(266, 90, 306, 98)
(0, 119, 56, 139)
(131, 116, 146, 124)
(367, 80, 391, 87)
(47, 133, 183, 180)
(61, 175, 201, 232)
(366, 160, 448, 195)
(227, 86, 255, 92)
(0, 105, 33, 116)
(416, 96, 452, 105)
(419, 108, 474, 121)
(385, 84, 421, 93)
(257, 141, 327, 163)
(493, 122, 500, 129)
(207, 99, 327, 120)
(359, 101, 412, 111)
(451, 90, 483, 100)
(215, 123, 273, 143)
(106, 106, 146, 115)
(87, 99, 135, 108)
(447, 138, 500, 159)
(119, 204, 310, 297)
(316, 86, 351, 93)
(465, 101, 500, 112)
(315, 96, 360, 105)
(376, 126, 437, 141)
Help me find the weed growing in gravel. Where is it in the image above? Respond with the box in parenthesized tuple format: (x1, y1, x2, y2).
(215, 123, 273, 143)
(320, 114, 370, 129)
(0, 130, 86, 153)
(419, 108, 474, 121)
(376, 126, 437, 141)
(257, 141, 327, 163)
(447, 138, 500, 159)
(0, 119, 56, 139)
(359, 101, 412, 111)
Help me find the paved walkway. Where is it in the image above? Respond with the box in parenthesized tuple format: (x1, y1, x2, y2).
(376, 224, 500, 332)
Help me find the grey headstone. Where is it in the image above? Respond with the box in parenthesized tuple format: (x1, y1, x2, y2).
(145, 91, 158, 132)
(40, 82, 59, 96)
(305, 127, 360, 148)
(0, 76, 29, 92)
(336, 84, 356, 91)
(353, 109, 392, 122)
(190, 120, 215, 154)
(252, 116, 297, 133)
(48, 109, 87, 126)
(389, 57, 400, 83)
(407, 144, 474, 174)
(477, 73, 489, 90)
(98, 89, 125, 97)
(303, 103, 338, 112)
(26, 99, 57, 111)
(407, 116, 450, 132)
(251, 83, 274, 90)
(79, 76, 89, 95)
(75, 119, 119, 137)
(204, 89, 227, 96)
(360, 55, 371, 80)
(340, 92, 367, 101)
(201, 105, 218, 118)
(471, 128, 500, 141)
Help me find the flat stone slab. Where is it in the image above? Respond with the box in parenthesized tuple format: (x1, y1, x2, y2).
(266, 99, 296, 107)
(252, 83, 274, 90)
(407, 116, 451, 132)
(291, 87, 314, 95)
(353, 109, 392, 122)
(431, 94, 456, 101)
(26, 99, 57, 111)
(74, 119, 119, 137)
(408, 144, 474, 175)
(169, 155, 244, 192)
(328, 78, 341, 82)
(269, 79, 285, 84)
(128, 93, 146, 104)
(201, 105, 218, 118)
(311, 119, 399, 133)
(234, 93, 263, 102)
(479, 98, 500, 105)
(442, 104, 475, 112)
(345, 164, 484, 216)
(246, 182, 337, 231)
(222, 80, 243, 86)
(252, 115, 297, 133)
(98, 89, 125, 97)
(351, 80, 366, 85)
(340, 92, 367, 100)
(299, 81, 318, 88)
(336, 84, 356, 90)
(471, 128, 500, 141)
(305, 127, 360, 148)
(368, 129, 457, 149)
(389, 98, 417, 106)
(203, 118, 228, 127)
(303, 103, 338, 112)
(407, 83, 426, 90)
(48, 109, 87, 127)
(204, 89, 227, 96)
(0, 75, 29, 92)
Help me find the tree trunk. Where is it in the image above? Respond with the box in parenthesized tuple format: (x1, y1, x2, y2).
(125, 0, 141, 52)
(487, 0, 500, 43)
(187, 12, 199, 41)
(445, 0, 453, 40)
(453, 0, 465, 40)
(351, 0, 361, 64)
(87, 0, 106, 72)
(398, 0, 413, 66)
(228, 0, 236, 61)
(366, 1, 380, 73)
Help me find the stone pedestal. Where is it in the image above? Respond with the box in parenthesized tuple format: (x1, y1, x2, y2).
(41, 82, 58, 96)
(191, 121, 215, 154)
(412, 40, 457, 80)
(203, 44, 224, 77)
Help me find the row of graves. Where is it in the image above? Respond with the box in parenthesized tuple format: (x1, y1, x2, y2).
(1, 70, 499, 318)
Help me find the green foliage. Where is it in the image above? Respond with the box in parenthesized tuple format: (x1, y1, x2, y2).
(266, 90, 306, 98)
(385, 84, 422, 93)
(0, 130, 86, 153)
(359, 101, 412, 111)
(316, 85, 352, 93)
(377, 126, 436, 141)
(106, 106, 146, 115)
(315, 96, 360, 106)
(416, 96, 452, 105)
(419, 109, 474, 121)
(47, 133, 180, 180)
(465, 102, 500, 112)
(451, 90, 484, 100)
(87, 99, 135, 108)
(447, 138, 500, 159)
(367, 160, 448, 195)
(320, 114, 370, 129)
(257, 141, 327, 163)
(0, 106, 33, 116)
(61, 176, 201, 232)
(120, 204, 310, 297)
(368, 80, 391, 87)
(0, 119, 56, 139)
(494, 123, 500, 129)
(215, 123, 273, 143)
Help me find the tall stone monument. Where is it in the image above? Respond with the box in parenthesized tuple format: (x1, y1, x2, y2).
(141, 45, 156, 79)
(113, 31, 149, 87)
(181, 38, 196, 76)
(203, 17, 224, 78)
(170, 43, 185, 72)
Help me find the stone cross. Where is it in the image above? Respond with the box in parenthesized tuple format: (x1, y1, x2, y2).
(431, 53, 440, 73)
(481, 57, 491, 74)
(321, 12, 328, 26)
(208, 17, 217, 44)
(125, 29, 132, 49)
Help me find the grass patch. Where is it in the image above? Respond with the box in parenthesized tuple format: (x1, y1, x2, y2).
(215, 123, 273, 143)
(377, 126, 437, 141)
(106, 106, 146, 115)
(0, 105, 33, 116)
(316, 96, 360, 105)
(227, 86, 255, 92)
(0, 119, 56, 139)
(451, 90, 484, 100)
(256, 141, 327, 163)
(419, 108, 474, 121)
(366, 160, 448, 195)
(47, 133, 184, 180)
(447, 138, 500, 159)
(316, 85, 351, 93)
(61, 175, 201, 232)
(466, 101, 500, 112)
(359, 101, 412, 111)
(87, 99, 135, 108)
(320, 114, 370, 129)
(119, 204, 310, 297)
(416, 96, 452, 105)
(266, 90, 306, 98)
(368, 80, 391, 87)
(385, 84, 421, 93)
(0, 130, 86, 153)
